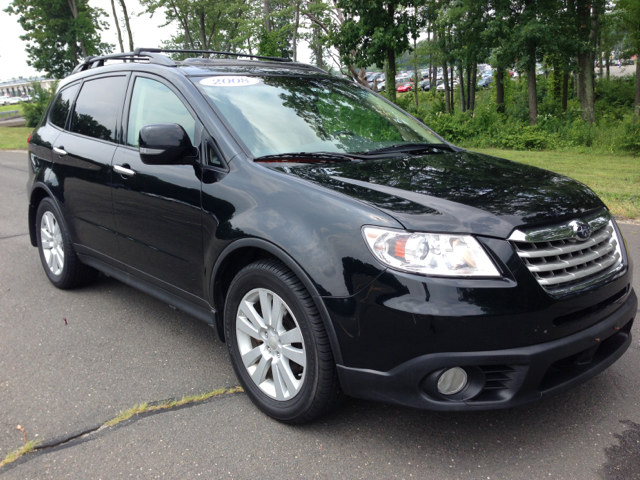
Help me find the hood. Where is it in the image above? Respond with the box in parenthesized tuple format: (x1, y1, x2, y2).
(274, 150, 604, 239)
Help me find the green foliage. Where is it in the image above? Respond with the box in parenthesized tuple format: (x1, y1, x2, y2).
(4, 0, 112, 78)
(141, 0, 254, 55)
(22, 80, 58, 128)
(409, 76, 638, 155)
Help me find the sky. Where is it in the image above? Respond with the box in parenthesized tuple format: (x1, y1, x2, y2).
(0, 0, 314, 82)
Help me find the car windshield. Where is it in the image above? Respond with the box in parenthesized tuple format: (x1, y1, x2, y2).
(193, 75, 441, 157)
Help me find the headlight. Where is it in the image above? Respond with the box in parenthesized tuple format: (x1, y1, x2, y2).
(363, 227, 500, 277)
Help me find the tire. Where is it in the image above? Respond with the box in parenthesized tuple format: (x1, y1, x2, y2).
(224, 259, 342, 424)
(36, 197, 98, 289)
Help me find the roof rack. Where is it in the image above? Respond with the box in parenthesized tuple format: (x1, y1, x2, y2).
(134, 48, 293, 63)
(71, 47, 295, 76)
(72, 51, 175, 74)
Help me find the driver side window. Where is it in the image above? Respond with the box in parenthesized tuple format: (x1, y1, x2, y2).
(127, 77, 196, 147)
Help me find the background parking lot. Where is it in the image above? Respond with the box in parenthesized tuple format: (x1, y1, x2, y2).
(1, 150, 639, 479)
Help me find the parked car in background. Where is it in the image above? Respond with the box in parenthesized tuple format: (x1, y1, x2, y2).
(397, 83, 412, 93)
(27, 48, 636, 425)
(0, 95, 10, 105)
(418, 80, 430, 91)
(8, 97, 23, 104)
(436, 80, 458, 91)
(478, 76, 493, 88)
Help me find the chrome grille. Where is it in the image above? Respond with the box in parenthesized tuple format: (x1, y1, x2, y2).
(509, 211, 624, 295)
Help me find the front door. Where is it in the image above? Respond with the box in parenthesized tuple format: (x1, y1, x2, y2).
(111, 74, 204, 300)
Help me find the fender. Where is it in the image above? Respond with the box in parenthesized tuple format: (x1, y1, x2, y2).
(28, 181, 59, 247)
(211, 237, 344, 365)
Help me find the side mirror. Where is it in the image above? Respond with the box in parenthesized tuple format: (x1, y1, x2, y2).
(139, 123, 198, 165)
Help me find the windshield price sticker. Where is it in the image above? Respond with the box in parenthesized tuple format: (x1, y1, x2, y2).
(200, 76, 261, 87)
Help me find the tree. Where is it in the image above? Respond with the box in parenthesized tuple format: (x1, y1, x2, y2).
(22, 79, 59, 127)
(110, 0, 125, 52)
(141, 0, 251, 56)
(616, 0, 640, 123)
(4, 0, 112, 78)
(117, 0, 134, 52)
(333, 0, 424, 102)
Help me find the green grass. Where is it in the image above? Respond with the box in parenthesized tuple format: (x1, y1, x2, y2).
(0, 104, 24, 115)
(470, 148, 640, 219)
(0, 440, 39, 468)
(0, 127, 32, 149)
(0, 386, 243, 470)
(104, 387, 243, 427)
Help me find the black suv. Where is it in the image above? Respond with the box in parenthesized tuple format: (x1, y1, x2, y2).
(27, 49, 636, 423)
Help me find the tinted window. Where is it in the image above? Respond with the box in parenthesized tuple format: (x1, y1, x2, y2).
(71, 76, 127, 142)
(49, 84, 79, 129)
(127, 77, 195, 147)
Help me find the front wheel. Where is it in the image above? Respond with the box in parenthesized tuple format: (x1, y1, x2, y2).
(224, 259, 342, 424)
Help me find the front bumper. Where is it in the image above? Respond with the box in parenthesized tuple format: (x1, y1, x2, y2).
(336, 289, 636, 411)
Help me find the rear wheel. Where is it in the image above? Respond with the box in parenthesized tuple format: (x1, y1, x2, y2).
(36, 198, 98, 289)
(224, 259, 342, 424)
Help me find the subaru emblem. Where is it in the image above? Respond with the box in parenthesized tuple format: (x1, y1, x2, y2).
(571, 221, 591, 240)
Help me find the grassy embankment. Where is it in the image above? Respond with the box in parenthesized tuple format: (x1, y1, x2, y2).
(0, 127, 31, 149)
(0, 104, 25, 114)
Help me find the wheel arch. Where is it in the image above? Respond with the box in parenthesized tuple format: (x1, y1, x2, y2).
(28, 184, 55, 247)
(210, 238, 344, 365)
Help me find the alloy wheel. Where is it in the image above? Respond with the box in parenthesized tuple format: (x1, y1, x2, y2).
(40, 211, 64, 276)
(235, 288, 306, 400)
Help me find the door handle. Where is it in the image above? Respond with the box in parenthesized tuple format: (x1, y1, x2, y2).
(52, 146, 67, 156)
(114, 164, 135, 176)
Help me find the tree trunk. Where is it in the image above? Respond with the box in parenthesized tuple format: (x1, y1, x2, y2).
(527, 67, 538, 125)
(292, 1, 300, 61)
(413, 35, 419, 108)
(598, 36, 603, 79)
(263, 0, 271, 33)
(110, 0, 124, 53)
(635, 38, 640, 124)
(449, 65, 455, 113)
(386, 48, 397, 103)
(606, 55, 610, 79)
(459, 65, 466, 112)
(470, 62, 477, 112)
(583, 4, 598, 123)
(117, 0, 134, 51)
(496, 67, 505, 113)
(466, 64, 471, 108)
(348, 65, 369, 88)
(443, 59, 450, 113)
(67, 0, 89, 58)
(562, 72, 569, 111)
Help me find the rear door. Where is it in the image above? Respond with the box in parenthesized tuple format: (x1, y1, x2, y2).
(52, 74, 129, 264)
(111, 73, 204, 300)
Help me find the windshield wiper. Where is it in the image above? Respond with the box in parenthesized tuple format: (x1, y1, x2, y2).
(254, 152, 359, 163)
(357, 143, 450, 156)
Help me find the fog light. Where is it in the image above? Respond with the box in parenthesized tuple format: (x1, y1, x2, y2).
(437, 367, 468, 395)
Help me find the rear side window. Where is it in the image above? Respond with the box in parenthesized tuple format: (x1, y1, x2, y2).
(127, 77, 195, 147)
(49, 84, 79, 129)
(71, 76, 128, 142)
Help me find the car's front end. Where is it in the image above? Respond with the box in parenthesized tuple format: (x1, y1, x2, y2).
(269, 150, 635, 411)
(190, 66, 635, 413)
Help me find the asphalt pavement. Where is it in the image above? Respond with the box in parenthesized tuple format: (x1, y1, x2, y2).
(1, 149, 639, 479)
